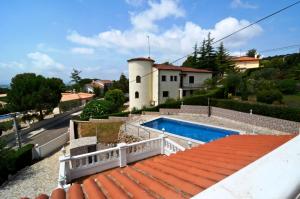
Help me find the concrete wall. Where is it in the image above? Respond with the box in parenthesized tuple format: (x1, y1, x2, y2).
(128, 60, 153, 110)
(34, 132, 69, 158)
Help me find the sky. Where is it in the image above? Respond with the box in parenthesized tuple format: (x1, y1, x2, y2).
(0, 0, 299, 84)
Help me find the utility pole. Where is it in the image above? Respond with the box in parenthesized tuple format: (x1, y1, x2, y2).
(12, 113, 22, 149)
(147, 35, 151, 58)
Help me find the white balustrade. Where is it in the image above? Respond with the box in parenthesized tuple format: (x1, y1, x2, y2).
(58, 135, 184, 187)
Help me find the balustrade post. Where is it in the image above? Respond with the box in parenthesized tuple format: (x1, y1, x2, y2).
(118, 143, 127, 167)
(159, 135, 167, 155)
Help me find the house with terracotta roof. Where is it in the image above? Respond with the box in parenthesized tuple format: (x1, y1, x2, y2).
(231, 56, 260, 71)
(128, 57, 212, 110)
(84, 80, 113, 94)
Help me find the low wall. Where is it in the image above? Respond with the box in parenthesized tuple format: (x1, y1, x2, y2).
(179, 105, 300, 133)
(34, 133, 69, 158)
(159, 109, 181, 115)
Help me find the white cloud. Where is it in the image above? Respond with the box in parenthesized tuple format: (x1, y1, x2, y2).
(130, 0, 185, 31)
(27, 52, 64, 71)
(67, 0, 262, 63)
(230, 0, 258, 9)
(71, 47, 95, 54)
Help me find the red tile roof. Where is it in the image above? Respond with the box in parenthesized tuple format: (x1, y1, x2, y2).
(26, 134, 293, 199)
(127, 57, 155, 62)
(60, 92, 94, 102)
(232, 56, 259, 62)
(154, 64, 212, 73)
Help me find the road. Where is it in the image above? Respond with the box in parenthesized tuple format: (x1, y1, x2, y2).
(8, 111, 81, 148)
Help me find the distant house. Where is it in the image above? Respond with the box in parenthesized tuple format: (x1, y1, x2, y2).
(232, 56, 260, 71)
(84, 80, 113, 94)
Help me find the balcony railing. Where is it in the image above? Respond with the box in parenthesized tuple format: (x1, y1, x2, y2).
(58, 135, 185, 188)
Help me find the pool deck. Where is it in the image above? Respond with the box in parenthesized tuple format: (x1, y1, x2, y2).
(127, 113, 290, 148)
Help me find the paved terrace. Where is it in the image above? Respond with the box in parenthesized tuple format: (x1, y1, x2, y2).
(27, 134, 293, 199)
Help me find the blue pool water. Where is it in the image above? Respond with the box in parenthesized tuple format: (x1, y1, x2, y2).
(142, 118, 239, 142)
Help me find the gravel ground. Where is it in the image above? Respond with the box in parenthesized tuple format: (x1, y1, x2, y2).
(0, 145, 69, 199)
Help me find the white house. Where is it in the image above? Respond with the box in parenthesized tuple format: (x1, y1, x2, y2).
(128, 57, 212, 110)
(231, 56, 260, 71)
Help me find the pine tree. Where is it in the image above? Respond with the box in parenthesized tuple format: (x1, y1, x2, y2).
(216, 42, 235, 76)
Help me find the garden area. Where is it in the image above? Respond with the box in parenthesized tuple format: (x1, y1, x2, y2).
(78, 121, 124, 144)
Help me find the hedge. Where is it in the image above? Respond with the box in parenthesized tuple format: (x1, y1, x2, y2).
(0, 120, 14, 131)
(59, 99, 82, 112)
(211, 99, 300, 122)
(0, 143, 34, 185)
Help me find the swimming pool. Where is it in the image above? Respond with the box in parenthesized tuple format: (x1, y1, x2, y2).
(142, 117, 239, 143)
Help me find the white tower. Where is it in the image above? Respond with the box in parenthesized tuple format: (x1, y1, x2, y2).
(128, 57, 154, 110)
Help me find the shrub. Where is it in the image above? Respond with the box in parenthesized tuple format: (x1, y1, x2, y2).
(0, 106, 9, 115)
(0, 120, 13, 131)
(80, 100, 116, 120)
(0, 142, 33, 185)
(256, 89, 283, 104)
(59, 99, 82, 112)
(104, 89, 125, 110)
(212, 99, 300, 122)
(277, 79, 297, 94)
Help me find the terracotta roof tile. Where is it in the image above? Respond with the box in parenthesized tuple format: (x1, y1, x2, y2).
(154, 64, 212, 73)
(60, 92, 94, 102)
(232, 56, 259, 62)
(127, 57, 155, 62)
(30, 134, 293, 198)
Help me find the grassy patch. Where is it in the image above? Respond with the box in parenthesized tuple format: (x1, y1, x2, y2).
(283, 94, 300, 108)
(79, 121, 123, 144)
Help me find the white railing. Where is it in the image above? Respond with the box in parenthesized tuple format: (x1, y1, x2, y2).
(123, 121, 151, 139)
(58, 135, 185, 188)
(164, 138, 186, 155)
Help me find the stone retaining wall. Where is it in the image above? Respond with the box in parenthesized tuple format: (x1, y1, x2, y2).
(179, 105, 300, 133)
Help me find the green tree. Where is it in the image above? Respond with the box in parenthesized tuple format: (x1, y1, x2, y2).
(104, 89, 125, 110)
(70, 68, 82, 92)
(224, 73, 242, 96)
(246, 49, 258, 57)
(110, 73, 129, 93)
(80, 100, 116, 120)
(215, 42, 235, 76)
(8, 73, 64, 120)
(256, 89, 283, 104)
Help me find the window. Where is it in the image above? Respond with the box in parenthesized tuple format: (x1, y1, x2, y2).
(174, 76, 177, 81)
(190, 90, 194, 95)
(135, 92, 139, 99)
(161, 75, 166, 82)
(183, 90, 186, 96)
(162, 91, 169, 98)
(136, 76, 141, 83)
(189, 76, 194, 84)
(170, 76, 173, 81)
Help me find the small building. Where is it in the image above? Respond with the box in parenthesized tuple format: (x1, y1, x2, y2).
(128, 57, 212, 110)
(232, 56, 260, 71)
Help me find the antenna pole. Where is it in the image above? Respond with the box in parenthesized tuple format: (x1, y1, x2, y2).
(147, 35, 150, 58)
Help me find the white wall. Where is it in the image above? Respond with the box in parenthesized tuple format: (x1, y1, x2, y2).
(182, 72, 211, 88)
(128, 60, 153, 110)
(152, 68, 159, 106)
(235, 61, 259, 70)
(158, 70, 181, 104)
